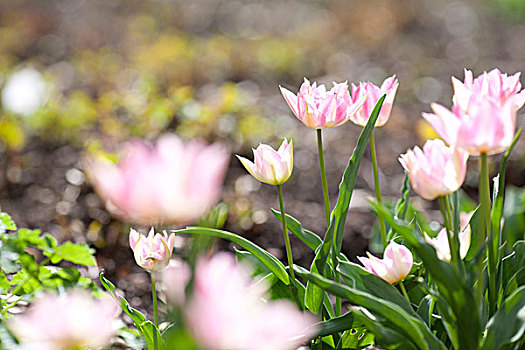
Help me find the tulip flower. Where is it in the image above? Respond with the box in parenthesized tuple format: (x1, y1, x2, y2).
(237, 139, 293, 186)
(357, 241, 413, 284)
(186, 253, 317, 350)
(425, 212, 473, 261)
(350, 75, 399, 127)
(280, 78, 365, 129)
(399, 139, 468, 201)
(8, 291, 118, 350)
(423, 69, 524, 156)
(88, 134, 229, 226)
(129, 227, 175, 272)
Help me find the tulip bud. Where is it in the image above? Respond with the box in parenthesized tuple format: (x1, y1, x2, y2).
(237, 139, 293, 186)
(129, 227, 175, 271)
(399, 139, 468, 201)
(280, 78, 365, 129)
(357, 241, 413, 284)
(350, 75, 399, 127)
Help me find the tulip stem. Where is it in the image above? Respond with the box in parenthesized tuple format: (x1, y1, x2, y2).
(399, 280, 410, 302)
(480, 153, 496, 315)
(317, 129, 341, 316)
(438, 196, 458, 267)
(316, 129, 331, 227)
(370, 131, 387, 249)
(151, 272, 159, 350)
(277, 184, 295, 283)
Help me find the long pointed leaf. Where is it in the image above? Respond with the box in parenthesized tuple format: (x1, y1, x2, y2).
(174, 227, 289, 285)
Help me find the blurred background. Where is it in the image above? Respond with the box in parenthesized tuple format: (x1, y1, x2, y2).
(1, 0, 525, 310)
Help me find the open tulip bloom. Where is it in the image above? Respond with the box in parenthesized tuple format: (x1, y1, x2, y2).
(350, 75, 398, 128)
(425, 212, 473, 261)
(423, 68, 524, 156)
(129, 228, 175, 272)
(280, 78, 365, 129)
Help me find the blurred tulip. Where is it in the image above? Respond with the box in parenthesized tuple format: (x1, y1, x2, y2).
(399, 139, 468, 201)
(130, 227, 175, 271)
(8, 291, 118, 350)
(186, 253, 317, 350)
(280, 78, 365, 128)
(350, 75, 399, 127)
(237, 139, 293, 185)
(357, 241, 413, 284)
(423, 69, 523, 155)
(425, 212, 473, 261)
(88, 134, 229, 226)
(161, 258, 191, 306)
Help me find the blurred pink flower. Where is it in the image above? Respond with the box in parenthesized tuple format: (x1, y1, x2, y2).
(280, 78, 365, 128)
(357, 241, 413, 284)
(8, 291, 118, 350)
(425, 212, 473, 261)
(350, 75, 399, 127)
(88, 134, 229, 226)
(129, 227, 175, 271)
(399, 139, 469, 201)
(161, 258, 191, 306)
(423, 69, 524, 155)
(237, 139, 293, 185)
(186, 253, 318, 350)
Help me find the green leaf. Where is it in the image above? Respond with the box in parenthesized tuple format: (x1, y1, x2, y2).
(0, 271, 9, 293)
(295, 265, 446, 350)
(0, 213, 16, 235)
(339, 327, 374, 349)
(305, 95, 386, 313)
(99, 271, 162, 350)
(46, 241, 97, 266)
(175, 227, 289, 285)
(271, 209, 322, 251)
(481, 285, 525, 350)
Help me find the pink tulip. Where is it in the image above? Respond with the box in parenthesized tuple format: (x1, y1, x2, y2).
(129, 227, 175, 271)
(357, 241, 413, 284)
(161, 258, 191, 306)
(280, 78, 365, 129)
(424, 212, 473, 261)
(423, 69, 524, 155)
(399, 139, 468, 201)
(186, 253, 318, 350)
(350, 75, 399, 127)
(88, 134, 229, 226)
(237, 139, 293, 185)
(8, 291, 118, 350)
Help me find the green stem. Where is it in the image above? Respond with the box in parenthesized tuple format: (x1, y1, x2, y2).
(317, 129, 341, 316)
(316, 129, 331, 227)
(277, 184, 295, 282)
(480, 153, 496, 315)
(399, 280, 410, 302)
(151, 272, 159, 350)
(438, 196, 458, 267)
(370, 131, 388, 249)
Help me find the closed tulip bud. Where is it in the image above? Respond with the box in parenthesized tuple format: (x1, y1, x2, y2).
(423, 69, 524, 155)
(350, 75, 399, 127)
(399, 139, 468, 201)
(237, 139, 293, 186)
(425, 212, 473, 261)
(357, 241, 413, 284)
(129, 227, 175, 272)
(280, 78, 365, 129)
